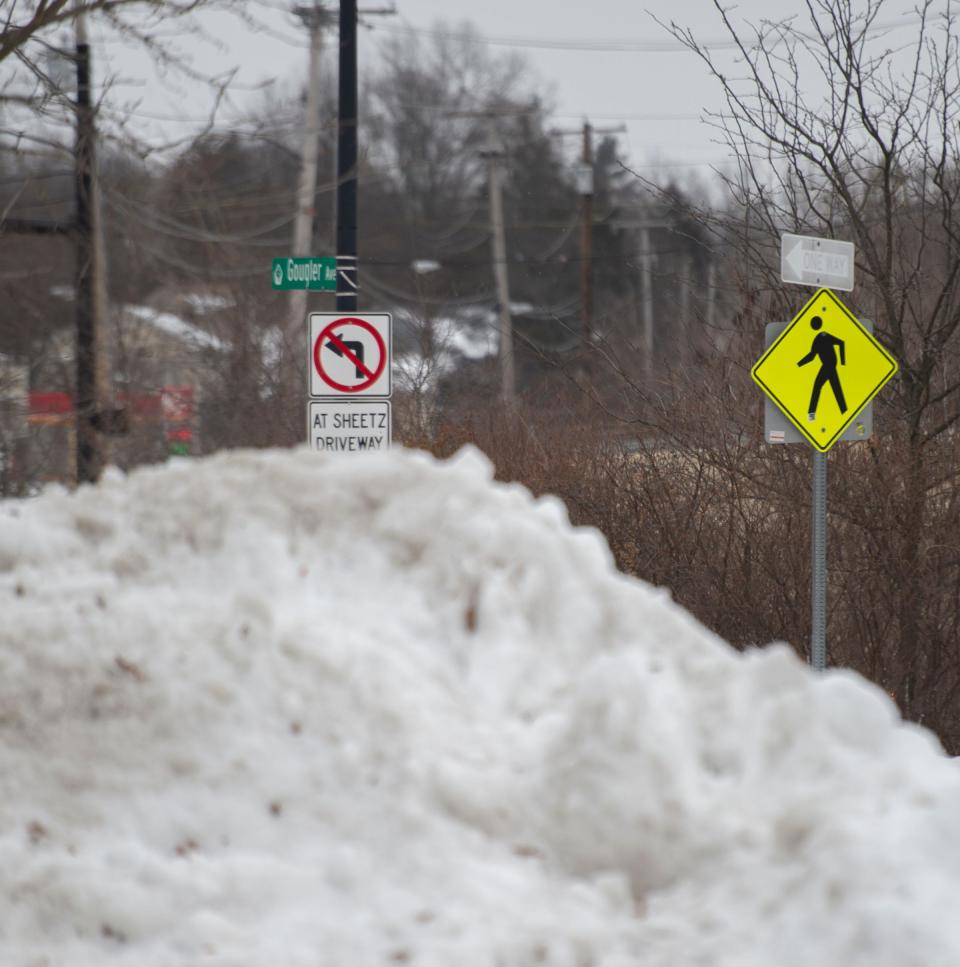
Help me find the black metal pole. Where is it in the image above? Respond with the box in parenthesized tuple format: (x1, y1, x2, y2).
(74, 35, 98, 483)
(336, 0, 358, 312)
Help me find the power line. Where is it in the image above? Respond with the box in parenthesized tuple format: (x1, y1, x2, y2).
(376, 15, 925, 54)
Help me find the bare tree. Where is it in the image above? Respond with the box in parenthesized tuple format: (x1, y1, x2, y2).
(633, 0, 960, 740)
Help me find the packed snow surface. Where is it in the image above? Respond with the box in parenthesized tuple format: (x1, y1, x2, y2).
(2, 446, 960, 966)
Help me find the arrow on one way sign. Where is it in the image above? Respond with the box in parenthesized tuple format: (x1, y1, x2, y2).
(781, 234, 855, 291)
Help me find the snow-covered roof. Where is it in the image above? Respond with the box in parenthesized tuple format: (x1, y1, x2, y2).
(126, 304, 226, 352)
(181, 293, 234, 315)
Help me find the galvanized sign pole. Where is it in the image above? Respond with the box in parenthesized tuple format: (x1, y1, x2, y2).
(811, 451, 828, 671)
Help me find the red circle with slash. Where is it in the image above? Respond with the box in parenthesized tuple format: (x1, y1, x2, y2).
(313, 317, 387, 393)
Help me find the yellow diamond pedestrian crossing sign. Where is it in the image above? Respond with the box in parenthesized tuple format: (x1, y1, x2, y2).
(752, 288, 898, 452)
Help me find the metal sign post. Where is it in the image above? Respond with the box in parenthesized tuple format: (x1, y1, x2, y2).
(811, 451, 827, 671)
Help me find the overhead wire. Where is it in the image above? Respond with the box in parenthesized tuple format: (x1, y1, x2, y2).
(374, 14, 926, 54)
(362, 269, 496, 308)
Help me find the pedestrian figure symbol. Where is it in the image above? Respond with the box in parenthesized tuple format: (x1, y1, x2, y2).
(797, 315, 846, 420)
(751, 288, 897, 453)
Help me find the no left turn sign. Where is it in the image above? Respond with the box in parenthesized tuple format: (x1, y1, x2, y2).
(309, 313, 392, 398)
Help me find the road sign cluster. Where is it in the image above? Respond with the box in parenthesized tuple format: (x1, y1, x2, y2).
(754, 235, 898, 453)
(308, 313, 392, 453)
(761, 234, 900, 671)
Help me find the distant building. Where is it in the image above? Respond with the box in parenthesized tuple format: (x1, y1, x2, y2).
(25, 298, 227, 483)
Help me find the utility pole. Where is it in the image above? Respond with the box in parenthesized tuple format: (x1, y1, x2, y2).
(74, 5, 110, 483)
(640, 226, 655, 382)
(441, 107, 524, 405)
(579, 122, 594, 358)
(705, 257, 717, 332)
(610, 215, 673, 382)
(287, 3, 332, 351)
(551, 120, 625, 361)
(480, 138, 514, 406)
(679, 253, 691, 368)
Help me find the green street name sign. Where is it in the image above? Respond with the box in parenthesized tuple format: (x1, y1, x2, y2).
(272, 257, 336, 290)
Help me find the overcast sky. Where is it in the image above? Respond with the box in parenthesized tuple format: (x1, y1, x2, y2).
(90, 0, 933, 185)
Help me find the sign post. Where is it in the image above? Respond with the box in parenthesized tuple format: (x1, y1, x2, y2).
(811, 451, 827, 671)
(753, 271, 898, 669)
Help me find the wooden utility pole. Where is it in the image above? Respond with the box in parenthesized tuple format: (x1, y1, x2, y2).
(551, 120, 625, 359)
(679, 253, 691, 367)
(74, 6, 110, 483)
(445, 107, 535, 405)
(482, 139, 515, 406)
(640, 227, 655, 381)
(287, 3, 332, 349)
(579, 122, 594, 356)
(610, 216, 670, 383)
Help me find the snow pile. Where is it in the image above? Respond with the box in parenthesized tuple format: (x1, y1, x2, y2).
(2, 445, 960, 966)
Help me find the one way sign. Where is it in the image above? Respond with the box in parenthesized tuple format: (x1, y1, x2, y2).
(781, 233, 854, 291)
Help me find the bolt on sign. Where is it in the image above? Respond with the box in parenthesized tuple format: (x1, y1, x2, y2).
(751, 288, 898, 453)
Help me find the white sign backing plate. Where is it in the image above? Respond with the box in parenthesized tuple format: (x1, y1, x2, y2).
(309, 312, 392, 398)
(781, 233, 855, 291)
(308, 400, 391, 453)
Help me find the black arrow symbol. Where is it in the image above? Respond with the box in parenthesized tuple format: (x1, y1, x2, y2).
(326, 338, 366, 379)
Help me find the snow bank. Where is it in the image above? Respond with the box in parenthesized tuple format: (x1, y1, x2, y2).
(1, 445, 959, 966)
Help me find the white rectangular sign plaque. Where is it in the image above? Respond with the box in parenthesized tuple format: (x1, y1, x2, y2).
(781, 233, 855, 291)
(308, 400, 391, 453)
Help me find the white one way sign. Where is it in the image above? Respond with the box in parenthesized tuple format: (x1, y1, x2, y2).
(781, 233, 854, 291)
